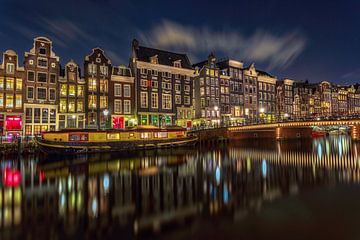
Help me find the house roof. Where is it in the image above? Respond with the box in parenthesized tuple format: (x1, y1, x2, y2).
(135, 45, 192, 69)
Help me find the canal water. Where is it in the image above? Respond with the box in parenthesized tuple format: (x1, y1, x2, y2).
(2, 135, 360, 239)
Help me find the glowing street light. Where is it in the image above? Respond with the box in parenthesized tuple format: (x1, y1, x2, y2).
(214, 106, 219, 111)
(103, 109, 109, 116)
(260, 107, 265, 114)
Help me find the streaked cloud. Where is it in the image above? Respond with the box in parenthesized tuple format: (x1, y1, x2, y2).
(105, 49, 125, 65)
(342, 68, 360, 81)
(139, 20, 306, 70)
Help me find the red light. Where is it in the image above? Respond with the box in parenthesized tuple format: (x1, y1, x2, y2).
(5, 116, 22, 131)
(147, 80, 151, 87)
(39, 170, 45, 182)
(3, 168, 21, 187)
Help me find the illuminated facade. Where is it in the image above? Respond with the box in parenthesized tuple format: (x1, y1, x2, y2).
(84, 48, 111, 129)
(0, 50, 25, 139)
(58, 60, 85, 129)
(130, 39, 194, 127)
(110, 65, 136, 128)
(243, 64, 258, 123)
(257, 70, 277, 123)
(276, 79, 294, 120)
(23, 37, 59, 136)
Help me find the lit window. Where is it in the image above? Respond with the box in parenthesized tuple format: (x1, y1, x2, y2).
(68, 99, 75, 112)
(100, 80, 108, 92)
(6, 78, 14, 90)
(123, 84, 130, 97)
(69, 85, 76, 96)
(100, 66, 108, 76)
(100, 96, 107, 108)
(68, 71, 76, 81)
(6, 94, 13, 108)
(60, 99, 67, 112)
(77, 100, 84, 112)
(15, 94, 22, 108)
(0, 93, 3, 107)
(88, 95, 96, 108)
(0, 77, 4, 89)
(60, 84, 67, 96)
(88, 78, 96, 91)
(175, 95, 181, 104)
(16, 79, 22, 90)
(77, 85, 84, 97)
(88, 64, 97, 74)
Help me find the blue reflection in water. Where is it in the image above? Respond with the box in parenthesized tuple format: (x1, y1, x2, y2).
(317, 144, 322, 160)
(215, 166, 220, 185)
(223, 184, 229, 204)
(92, 199, 97, 216)
(103, 174, 110, 192)
(262, 159, 267, 178)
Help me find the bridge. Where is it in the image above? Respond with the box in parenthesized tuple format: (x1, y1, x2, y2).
(227, 119, 360, 140)
(191, 119, 360, 141)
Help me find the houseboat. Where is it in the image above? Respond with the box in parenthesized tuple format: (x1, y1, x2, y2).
(35, 126, 198, 155)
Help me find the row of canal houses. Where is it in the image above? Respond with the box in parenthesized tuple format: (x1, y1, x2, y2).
(1, 36, 360, 138)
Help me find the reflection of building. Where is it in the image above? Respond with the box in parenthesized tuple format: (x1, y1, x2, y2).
(84, 48, 111, 129)
(130, 39, 194, 127)
(24, 37, 59, 135)
(110, 65, 136, 128)
(58, 60, 85, 129)
(0, 50, 25, 138)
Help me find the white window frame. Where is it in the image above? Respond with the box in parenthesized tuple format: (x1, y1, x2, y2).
(114, 83, 122, 97)
(140, 92, 148, 108)
(6, 63, 15, 74)
(49, 88, 56, 101)
(123, 84, 131, 97)
(124, 100, 131, 114)
(27, 86, 34, 100)
(37, 87, 47, 100)
(37, 72, 47, 83)
(151, 92, 158, 108)
(162, 94, 172, 110)
(114, 99, 122, 113)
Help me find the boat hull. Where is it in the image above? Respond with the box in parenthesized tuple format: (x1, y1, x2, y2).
(36, 136, 198, 155)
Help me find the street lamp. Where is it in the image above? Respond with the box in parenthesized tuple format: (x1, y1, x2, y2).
(214, 106, 219, 111)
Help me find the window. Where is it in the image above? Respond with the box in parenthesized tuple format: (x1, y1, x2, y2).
(100, 96, 107, 108)
(37, 58, 48, 67)
(37, 72, 47, 83)
(6, 78, 14, 90)
(140, 79, 148, 87)
(49, 89, 56, 101)
(173, 61, 181, 68)
(25, 108, 32, 123)
(37, 88, 46, 100)
(77, 85, 84, 97)
(77, 100, 84, 112)
(175, 95, 181, 104)
(140, 92, 148, 108)
(34, 108, 40, 123)
(60, 84, 67, 96)
(175, 84, 181, 92)
(123, 85, 130, 97)
(124, 100, 131, 114)
(184, 85, 190, 92)
(42, 108, 49, 123)
(68, 99, 75, 112)
(88, 78, 96, 91)
(88, 95, 96, 108)
(114, 100, 122, 113)
(88, 64, 97, 74)
(151, 93, 158, 108)
(69, 85, 76, 96)
(151, 81, 158, 88)
(0, 78, 3, 89)
(15, 94, 22, 108)
(6, 94, 13, 108)
(39, 47, 46, 55)
(6, 63, 14, 74)
(100, 80, 108, 92)
(27, 71, 35, 81)
(0, 93, 3, 107)
(184, 96, 190, 105)
(50, 74, 56, 83)
(175, 74, 180, 79)
(16, 79, 22, 90)
(140, 68, 147, 74)
(100, 66, 108, 76)
(114, 84, 122, 96)
(152, 70, 158, 76)
(27, 87, 34, 99)
(162, 94, 172, 109)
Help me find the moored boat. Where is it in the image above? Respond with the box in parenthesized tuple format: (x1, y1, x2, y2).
(35, 126, 198, 155)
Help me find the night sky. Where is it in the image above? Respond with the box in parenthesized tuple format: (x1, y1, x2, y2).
(1, 0, 359, 84)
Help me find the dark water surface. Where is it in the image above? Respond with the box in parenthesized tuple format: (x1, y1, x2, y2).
(2, 136, 360, 239)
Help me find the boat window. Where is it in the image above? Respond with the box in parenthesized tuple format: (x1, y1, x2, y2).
(129, 133, 134, 138)
(69, 133, 88, 142)
(107, 133, 120, 140)
(155, 132, 168, 138)
(141, 132, 151, 139)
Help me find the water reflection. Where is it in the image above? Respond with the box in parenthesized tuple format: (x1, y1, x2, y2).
(1, 136, 360, 239)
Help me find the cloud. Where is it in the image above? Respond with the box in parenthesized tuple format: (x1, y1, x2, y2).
(139, 20, 306, 70)
(342, 68, 360, 80)
(105, 49, 125, 65)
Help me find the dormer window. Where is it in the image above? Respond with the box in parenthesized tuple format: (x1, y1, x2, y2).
(150, 55, 158, 64)
(39, 47, 46, 55)
(173, 60, 181, 68)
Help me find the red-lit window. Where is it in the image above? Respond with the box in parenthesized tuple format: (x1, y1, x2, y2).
(113, 117, 124, 129)
(3, 168, 21, 187)
(5, 116, 22, 130)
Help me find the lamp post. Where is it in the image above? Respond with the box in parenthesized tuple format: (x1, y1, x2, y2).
(103, 109, 109, 129)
